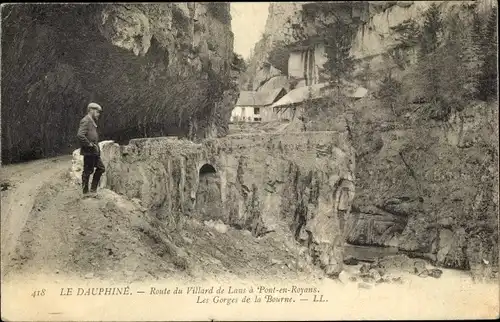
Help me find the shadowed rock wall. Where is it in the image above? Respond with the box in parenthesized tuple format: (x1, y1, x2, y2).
(97, 132, 356, 276)
(1, 3, 237, 164)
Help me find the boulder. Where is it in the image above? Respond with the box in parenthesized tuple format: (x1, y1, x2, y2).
(428, 268, 443, 278)
(343, 256, 359, 265)
(417, 269, 429, 278)
(368, 268, 382, 282)
(375, 254, 418, 274)
(413, 259, 427, 274)
(338, 270, 352, 284)
(360, 263, 371, 274)
(391, 276, 404, 284)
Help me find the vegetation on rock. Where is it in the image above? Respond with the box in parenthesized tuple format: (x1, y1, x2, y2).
(413, 3, 498, 120)
(231, 52, 247, 72)
(284, 2, 498, 275)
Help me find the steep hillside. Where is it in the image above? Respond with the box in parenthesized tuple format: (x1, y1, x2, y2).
(239, 0, 499, 276)
(1, 3, 238, 164)
(345, 98, 498, 275)
(6, 174, 325, 282)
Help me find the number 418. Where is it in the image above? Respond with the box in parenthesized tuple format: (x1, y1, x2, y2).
(31, 289, 46, 298)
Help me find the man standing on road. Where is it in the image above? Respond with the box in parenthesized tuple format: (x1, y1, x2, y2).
(77, 102, 105, 196)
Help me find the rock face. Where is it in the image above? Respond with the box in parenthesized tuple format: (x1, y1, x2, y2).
(242, 2, 304, 91)
(1, 3, 238, 164)
(95, 132, 356, 276)
(242, 1, 490, 91)
(240, 0, 498, 275)
(345, 100, 499, 273)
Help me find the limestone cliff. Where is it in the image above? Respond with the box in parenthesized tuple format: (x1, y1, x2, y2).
(1, 3, 238, 164)
(243, 0, 493, 91)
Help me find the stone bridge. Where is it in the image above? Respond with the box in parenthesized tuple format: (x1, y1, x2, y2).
(75, 131, 356, 275)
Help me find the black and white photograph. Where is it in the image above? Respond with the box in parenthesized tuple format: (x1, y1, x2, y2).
(1, 1, 498, 320)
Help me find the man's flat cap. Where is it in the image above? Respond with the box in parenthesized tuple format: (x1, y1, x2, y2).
(88, 102, 102, 111)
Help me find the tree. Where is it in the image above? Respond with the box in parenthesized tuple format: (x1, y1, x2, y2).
(439, 9, 480, 111)
(292, 4, 357, 131)
(471, 8, 484, 59)
(378, 72, 403, 116)
(419, 3, 443, 57)
(478, 8, 498, 100)
(393, 19, 421, 51)
(359, 61, 374, 88)
(389, 19, 421, 69)
(322, 18, 356, 93)
(416, 3, 445, 119)
(231, 52, 247, 72)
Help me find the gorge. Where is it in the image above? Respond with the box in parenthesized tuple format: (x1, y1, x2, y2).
(1, 1, 498, 283)
(236, 0, 498, 275)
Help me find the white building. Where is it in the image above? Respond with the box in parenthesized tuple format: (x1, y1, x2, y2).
(230, 88, 287, 123)
(235, 35, 369, 124)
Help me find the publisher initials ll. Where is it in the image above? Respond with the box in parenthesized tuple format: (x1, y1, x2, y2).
(313, 294, 326, 302)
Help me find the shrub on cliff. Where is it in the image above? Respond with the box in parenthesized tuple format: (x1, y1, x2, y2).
(231, 53, 247, 72)
(378, 73, 403, 117)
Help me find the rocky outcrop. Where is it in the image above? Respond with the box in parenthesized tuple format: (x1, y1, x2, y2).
(89, 132, 356, 276)
(1, 3, 238, 164)
(242, 1, 492, 91)
(352, 2, 464, 59)
(346, 100, 498, 273)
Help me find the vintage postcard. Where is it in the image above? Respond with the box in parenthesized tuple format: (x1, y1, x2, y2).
(1, 1, 499, 321)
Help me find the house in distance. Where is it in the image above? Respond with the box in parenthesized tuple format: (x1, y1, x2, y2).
(233, 16, 369, 124)
(230, 88, 287, 123)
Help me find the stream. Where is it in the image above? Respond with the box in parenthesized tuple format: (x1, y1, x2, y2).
(344, 244, 400, 262)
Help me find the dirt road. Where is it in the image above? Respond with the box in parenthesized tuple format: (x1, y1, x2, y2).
(1, 156, 72, 276)
(0, 155, 323, 283)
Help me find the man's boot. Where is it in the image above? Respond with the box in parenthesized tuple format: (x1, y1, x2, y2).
(82, 174, 90, 195)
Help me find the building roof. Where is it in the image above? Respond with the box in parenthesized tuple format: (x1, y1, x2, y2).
(271, 83, 328, 108)
(256, 76, 290, 93)
(271, 82, 368, 108)
(236, 88, 286, 107)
